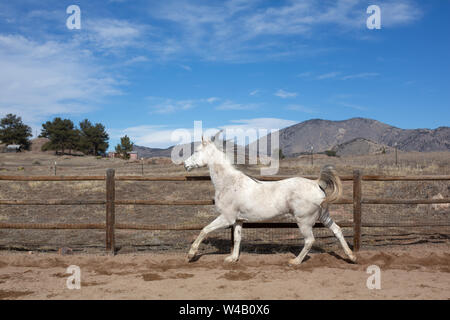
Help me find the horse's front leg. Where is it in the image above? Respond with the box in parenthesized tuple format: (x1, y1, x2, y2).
(225, 221, 243, 263)
(188, 215, 231, 261)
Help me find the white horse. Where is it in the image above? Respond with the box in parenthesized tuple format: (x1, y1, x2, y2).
(183, 134, 357, 265)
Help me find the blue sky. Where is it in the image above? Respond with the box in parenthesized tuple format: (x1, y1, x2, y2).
(0, 0, 449, 150)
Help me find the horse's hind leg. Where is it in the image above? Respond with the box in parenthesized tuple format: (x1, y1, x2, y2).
(320, 206, 357, 262)
(329, 222, 356, 262)
(188, 215, 231, 261)
(225, 221, 243, 263)
(289, 223, 315, 265)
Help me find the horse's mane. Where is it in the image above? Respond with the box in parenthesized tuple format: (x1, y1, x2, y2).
(214, 140, 261, 183)
(243, 172, 262, 184)
(213, 141, 262, 184)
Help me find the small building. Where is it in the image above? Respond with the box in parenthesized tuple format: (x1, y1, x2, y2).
(108, 151, 116, 158)
(128, 151, 138, 160)
(108, 151, 138, 160)
(6, 144, 22, 153)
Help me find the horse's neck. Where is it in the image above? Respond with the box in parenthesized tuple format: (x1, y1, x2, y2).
(208, 149, 241, 191)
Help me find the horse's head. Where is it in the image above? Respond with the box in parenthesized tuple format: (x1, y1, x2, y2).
(184, 131, 222, 171)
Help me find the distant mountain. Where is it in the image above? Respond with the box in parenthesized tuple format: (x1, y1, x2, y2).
(133, 142, 205, 159)
(132, 145, 174, 158)
(133, 140, 249, 161)
(133, 118, 449, 159)
(251, 117, 450, 157)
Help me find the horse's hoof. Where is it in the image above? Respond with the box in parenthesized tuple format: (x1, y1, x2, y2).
(288, 258, 300, 266)
(224, 256, 238, 263)
(349, 254, 357, 263)
(187, 252, 196, 261)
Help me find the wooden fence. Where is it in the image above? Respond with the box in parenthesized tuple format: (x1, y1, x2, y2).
(0, 169, 449, 254)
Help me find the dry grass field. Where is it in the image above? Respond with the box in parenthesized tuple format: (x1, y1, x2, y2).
(0, 150, 448, 299)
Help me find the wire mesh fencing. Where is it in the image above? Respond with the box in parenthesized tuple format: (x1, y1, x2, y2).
(0, 171, 449, 254)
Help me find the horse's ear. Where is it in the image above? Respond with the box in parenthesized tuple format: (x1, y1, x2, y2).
(212, 129, 223, 142)
(202, 135, 207, 145)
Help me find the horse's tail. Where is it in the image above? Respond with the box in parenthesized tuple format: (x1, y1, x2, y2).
(317, 165, 342, 206)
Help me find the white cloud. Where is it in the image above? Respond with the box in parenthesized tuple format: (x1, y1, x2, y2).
(0, 34, 121, 125)
(80, 18, 147, 51)
(341, 72, 379, 80)
(124, 56, 149, 65)
(249, 89, 260, 96)
(147, 0, 423, 62)
(296, 72, 312, 78)
(304, 70, 378, 82)
(112, 117, 297, 148)
(147, 97, 197, 114)
(216, 100, 259, 110)
(0, 1, 425, 67)
(109, 125, 175, 148)
(275, 89, 297, 98)
(147, 96, 221, 114)
(206, 97, 219, 103)
(146, 96, 258, 113)
(316, 72, 340, 80)
(381, 1, 423, 27)
(180, 64, 192, 71)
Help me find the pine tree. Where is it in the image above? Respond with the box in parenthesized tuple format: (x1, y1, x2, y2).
(0, 114, 32, 149)
(40, 118, 79, 155)
(115, 135, 133, 159)
(79, 119, 109, 156)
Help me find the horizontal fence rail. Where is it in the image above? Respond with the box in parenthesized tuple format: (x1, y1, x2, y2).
(1, 198, 449, 206)
(0, 170, 449, 254)
(0, 175, 106, 181)
(1, 221, 448, 231)
(0, 200, 106, 205)
(3, 174, 450, 182)
(0, 223, 106, 229)
(362, 198, 450, 205)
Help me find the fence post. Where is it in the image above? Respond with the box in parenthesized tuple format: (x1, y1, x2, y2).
(106, 169, 116, 254)
(353, 170, 362, 251)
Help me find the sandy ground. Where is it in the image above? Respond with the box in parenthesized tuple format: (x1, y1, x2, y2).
(0, 243, 449, 300)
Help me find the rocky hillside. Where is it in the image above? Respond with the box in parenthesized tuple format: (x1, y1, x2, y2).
(252, 118, 449, 157)
(332, 138, 395, 156)
(131, 118, 449, 158)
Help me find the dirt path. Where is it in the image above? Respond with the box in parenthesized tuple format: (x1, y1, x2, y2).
(0, 244, 449, 300)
